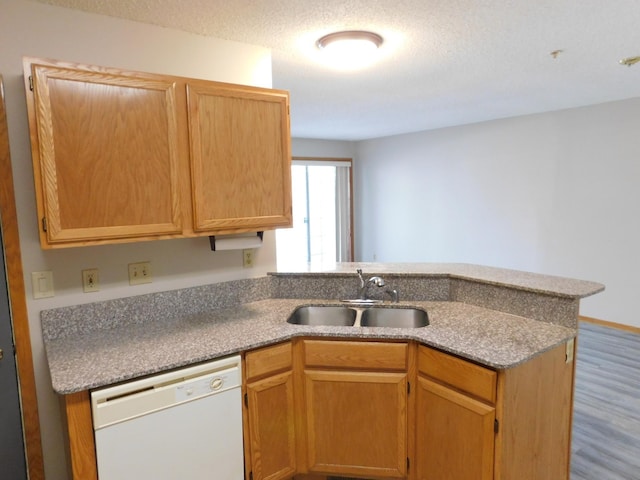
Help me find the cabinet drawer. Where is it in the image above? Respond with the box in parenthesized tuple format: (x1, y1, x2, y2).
(245, 342, 292, 382)
(303, 340, 407, 371)
(418, 346, 496, 404)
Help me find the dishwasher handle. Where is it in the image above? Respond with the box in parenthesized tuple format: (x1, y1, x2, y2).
(91, 355, 241, 430)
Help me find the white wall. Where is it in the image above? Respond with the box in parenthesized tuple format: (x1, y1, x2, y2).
(1, 1, 274, 478)
(292, 137, 357, 159)
(356, 98, 640, 328)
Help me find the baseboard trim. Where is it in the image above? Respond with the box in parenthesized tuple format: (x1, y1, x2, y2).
(579, 315, 640, 335)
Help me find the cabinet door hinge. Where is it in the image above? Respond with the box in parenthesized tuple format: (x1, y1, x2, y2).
(494, 419, 499, 434)
(29, 75, 34, 91)
(249, 471, 253, 480)
(41, 217, 47, 232)
(407, 382, 411, 395)
(244, 392, 248, 408)
(407, 457, 410, 472)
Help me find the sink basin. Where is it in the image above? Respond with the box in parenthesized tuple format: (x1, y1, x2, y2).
(287, 305, 357, 326)
(360, 307, 429, 328)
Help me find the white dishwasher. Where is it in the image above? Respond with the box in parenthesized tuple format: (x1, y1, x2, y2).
(91, 355, 244, 480)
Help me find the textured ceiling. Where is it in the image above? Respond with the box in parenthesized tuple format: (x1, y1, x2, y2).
(37, 0, 640, 140)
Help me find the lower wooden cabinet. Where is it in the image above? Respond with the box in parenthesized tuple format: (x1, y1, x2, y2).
(60, 338, 573, 480)
(242, 339, 574, 480)
(305, 369, 408, 478)
(246, 371, 297, 480)
(414, 377, 495, 480)
(414, 344, 497, 480)
(244, 342, 297, 480)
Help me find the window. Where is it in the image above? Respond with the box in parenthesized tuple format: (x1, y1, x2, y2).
(276, 158, 353, 269)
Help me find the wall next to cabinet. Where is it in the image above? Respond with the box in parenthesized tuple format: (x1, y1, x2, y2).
(355, 98, 640, 328)
(1, 1, 274, 478)
(292, 137, 357, 159)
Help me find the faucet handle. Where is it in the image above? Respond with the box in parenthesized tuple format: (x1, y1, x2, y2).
(386, 288, 399, 303)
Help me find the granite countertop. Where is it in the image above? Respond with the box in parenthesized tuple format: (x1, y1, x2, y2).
(44, 298, 575, 394)
(272, 262, 605, 298)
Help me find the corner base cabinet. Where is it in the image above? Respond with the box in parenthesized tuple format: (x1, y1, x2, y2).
(415, 346, 497, 480)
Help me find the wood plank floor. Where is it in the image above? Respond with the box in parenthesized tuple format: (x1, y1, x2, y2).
(571, 322, 640, 480)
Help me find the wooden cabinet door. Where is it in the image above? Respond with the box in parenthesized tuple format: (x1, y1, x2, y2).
(246, 371, 297, 480)
(26, 60, 183, 246)
(415, 377, 495, 480)
(187, 82, 292, 233)
(304, 370, 408, 478)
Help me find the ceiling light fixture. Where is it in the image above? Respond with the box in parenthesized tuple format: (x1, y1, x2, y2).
(316, 30, 384, 70)
(317, 30, 383, 50)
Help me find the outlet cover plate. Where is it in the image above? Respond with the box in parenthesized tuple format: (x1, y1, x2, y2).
(82, 268, 100, 293)
(128, 262, 152, 285)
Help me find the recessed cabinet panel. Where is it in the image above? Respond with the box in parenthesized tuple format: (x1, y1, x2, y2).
(415, 377, 495, 480)
(246, 371, 297, 480)
(418, 345, 497, 403)
(187, 82, 292, 232)
(303, 340, 407, 371)
(245, 342, 293, 382)
(27, 61, 183, 245)
(304, 369, 407, 478)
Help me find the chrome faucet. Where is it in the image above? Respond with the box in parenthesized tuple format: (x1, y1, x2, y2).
(356, 269, 386, 300)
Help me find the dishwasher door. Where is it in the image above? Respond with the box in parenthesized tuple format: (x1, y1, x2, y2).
(91, 355, 244, 480)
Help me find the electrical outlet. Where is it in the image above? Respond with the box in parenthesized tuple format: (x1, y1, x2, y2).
(128, 262, 152, 285)
(243, 249, 254, 268)
(82, 268, 100, 293)
(565, 338, 575, 364)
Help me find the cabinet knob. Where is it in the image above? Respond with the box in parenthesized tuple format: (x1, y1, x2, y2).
(0, 348, 3, 360)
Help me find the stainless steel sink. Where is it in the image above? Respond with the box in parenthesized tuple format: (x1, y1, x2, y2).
(287, 305, 429, 328)
(287, 305, 357, 326)
(360, 307, 429, 328)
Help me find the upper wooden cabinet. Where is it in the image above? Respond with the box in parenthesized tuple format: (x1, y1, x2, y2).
(187, 81, 291, 232)
(23, 57, 292, 248)
(24, 60, 184, 245)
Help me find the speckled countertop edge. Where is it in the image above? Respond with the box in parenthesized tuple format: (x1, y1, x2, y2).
(44, 298, 575, 394)
(270, 262, 605, 298)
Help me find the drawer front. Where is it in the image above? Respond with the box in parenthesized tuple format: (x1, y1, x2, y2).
(245, 341, 292, 382)
(304, 340, 407, 371)
(418, 346, 497, 404)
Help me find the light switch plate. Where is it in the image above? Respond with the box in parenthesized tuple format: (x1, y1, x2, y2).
(32, 271, 54, 299)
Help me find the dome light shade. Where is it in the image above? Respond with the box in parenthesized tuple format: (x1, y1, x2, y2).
(316, 31, 384, 70)
(317, 30, 383, 50)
